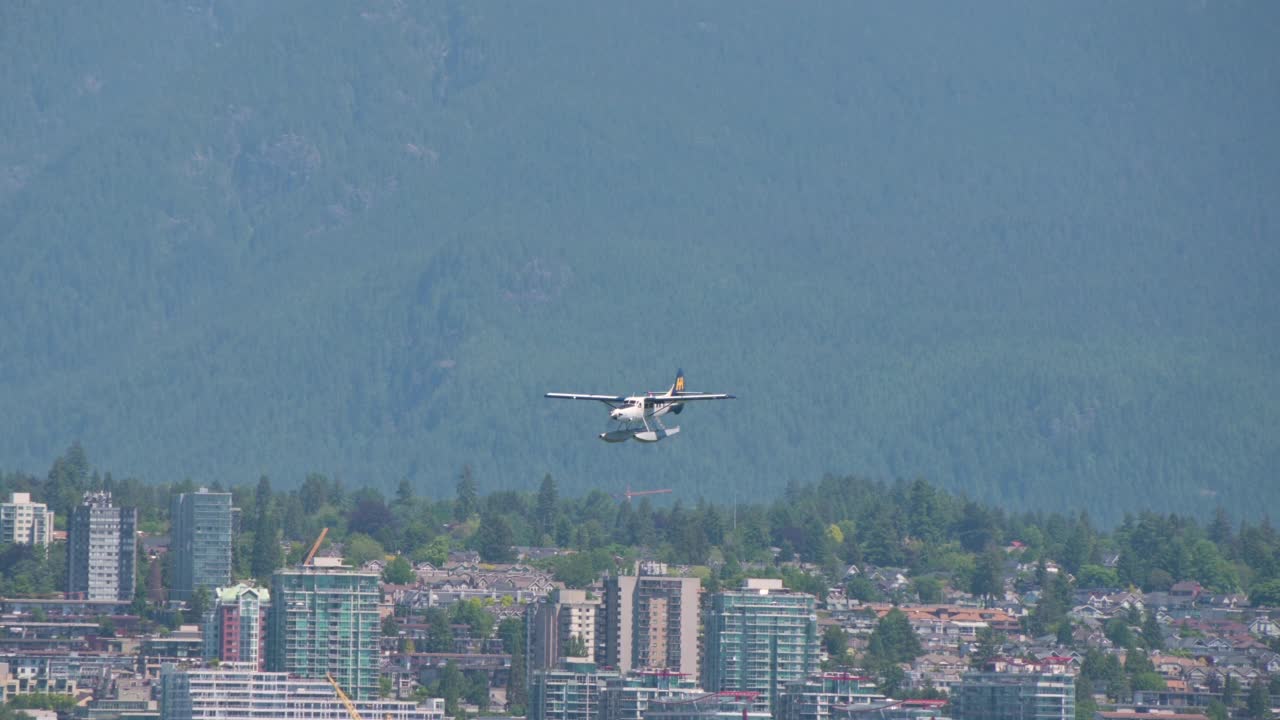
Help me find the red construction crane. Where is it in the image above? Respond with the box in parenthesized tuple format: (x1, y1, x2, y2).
(619, 485, 672, 503)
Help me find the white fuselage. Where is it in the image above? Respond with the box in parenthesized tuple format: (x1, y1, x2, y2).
(609, 397, 674, 423)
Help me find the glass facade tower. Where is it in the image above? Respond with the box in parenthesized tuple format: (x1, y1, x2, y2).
(266, 560, 380, 701)
(169, 489, 233, 601)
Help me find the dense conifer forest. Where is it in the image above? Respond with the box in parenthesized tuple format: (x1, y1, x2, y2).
(2, 3, 1277, 519)
(3, 446, 1278, 605)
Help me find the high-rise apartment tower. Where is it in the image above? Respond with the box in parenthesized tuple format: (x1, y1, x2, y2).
(169, 489, 233, 601)
(702, 578, 819, 713)
(1, 493, 54, 546)
(266, 558, 380, 700)
(66, 491, 136, 601)
(602, 566, 700, 677)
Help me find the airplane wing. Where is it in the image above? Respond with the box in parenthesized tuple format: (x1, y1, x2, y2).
(545, 393, 628, 406)
(646, 393, 735, 403)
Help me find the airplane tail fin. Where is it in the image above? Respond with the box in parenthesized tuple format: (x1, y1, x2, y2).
(669, 369, 686, 413)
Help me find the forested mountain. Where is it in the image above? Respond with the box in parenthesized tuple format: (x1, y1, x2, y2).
(2, 2, 1277, 522)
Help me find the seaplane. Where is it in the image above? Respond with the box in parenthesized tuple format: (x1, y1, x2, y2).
(545, 369, 735, 442)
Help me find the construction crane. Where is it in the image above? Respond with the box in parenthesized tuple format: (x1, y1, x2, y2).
(619, 485, 672, 503)
(325, 673, 364, 720)
(303, 527, 329, 566)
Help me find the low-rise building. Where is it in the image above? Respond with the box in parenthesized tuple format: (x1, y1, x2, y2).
(529, 661, 619, 720)
(833, 699, 951, 719)
(140, 625, 204, 677)
(0, 660, 77, 702)
(777, 673, 886, 720)
(952, 661, 1075, 720)
(644, 691, 771, 720)
(602, 669, 706, 720)
(159, 664, 445, 720)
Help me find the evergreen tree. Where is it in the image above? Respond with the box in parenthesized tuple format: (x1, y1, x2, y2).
(189, 588, 211, 621)
(1125, 649, 1164, 691)
(1061, 515, 1093, 574)
(1248, 679, 1274, 720)
(250, 478, 281, 579)
(956, 500, 1000, 553)
(1056, 618, 1075, 648)
(251, 512, 282, 579)
(474, 513, 515, 562)
(382, 615, 401, 637)
(438, 661, 464, 717)
(1141, 610, 1164, 650)
(1104, 617, 1135, 649)
(454, 466, 478, 522)
(299, 474, 329, 514)
(1223, 675, 1241, 707)
(822, 625, 850, 664)
(253, 475, 273, 533)
(498, 617, 527, 713)
(425, 608, 454, 653)
(464, 670, 490, 710)
(907, 478, 943, 544)
(700, 501, 727, 548)
(878, 665, 906, 698)
(1251, 579, 1280, 607)
(1208, 507, 1234, 547)
(1028, 571, 1073, 637)
(396, 478, 414, 506)
(865, 608, 923, 669)
(1074, 676, 1098, 720)
(279, 494, 306, 544)
(971, 548, 1004, 600)
(535, 474, 558, 540)
(1101, 654, 1128, 701)
(970, 627, 1003, 668)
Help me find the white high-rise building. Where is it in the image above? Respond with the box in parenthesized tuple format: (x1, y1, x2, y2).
(1, 493, 54, 546)
(66, 491, 136, 601)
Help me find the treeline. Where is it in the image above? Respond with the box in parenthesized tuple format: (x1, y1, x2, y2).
(3, 445, 1278, 602)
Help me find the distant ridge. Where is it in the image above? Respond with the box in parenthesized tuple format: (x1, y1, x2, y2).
(1, 2, 1277, 522)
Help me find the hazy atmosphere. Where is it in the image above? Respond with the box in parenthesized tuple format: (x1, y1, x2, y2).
(2, 1, 1277, 524)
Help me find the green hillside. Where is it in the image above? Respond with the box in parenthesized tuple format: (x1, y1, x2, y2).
(2, 2, 1277, 523)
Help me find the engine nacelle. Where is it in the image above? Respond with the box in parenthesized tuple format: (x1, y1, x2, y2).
(611, 405, 644, 422)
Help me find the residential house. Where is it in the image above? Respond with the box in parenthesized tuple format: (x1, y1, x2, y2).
(1169, 581, 1204, 607)
(1249, 615, 1279, 638)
